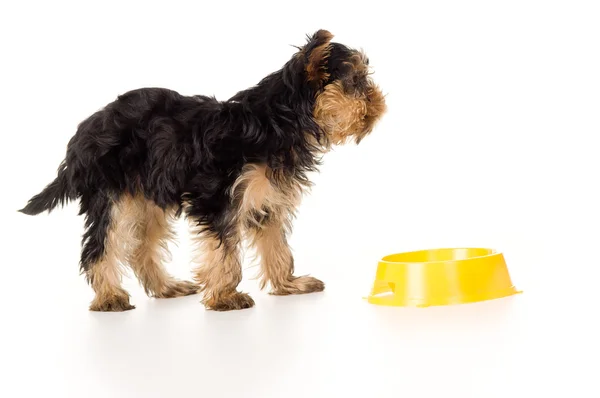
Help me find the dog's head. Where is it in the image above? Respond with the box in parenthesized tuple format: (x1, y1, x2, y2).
(299, 30, 386, 145)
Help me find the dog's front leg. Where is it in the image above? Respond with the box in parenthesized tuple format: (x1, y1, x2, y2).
(191, 220, 254, 311)
(249, 214, 325, 295)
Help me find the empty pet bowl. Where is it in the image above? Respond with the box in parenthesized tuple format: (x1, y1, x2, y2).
(366, 248, 521, 307)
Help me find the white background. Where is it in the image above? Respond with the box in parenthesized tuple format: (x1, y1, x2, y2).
(1, 1, 599, 397)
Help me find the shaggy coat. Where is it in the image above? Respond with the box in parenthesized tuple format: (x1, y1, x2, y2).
(20, 30, 386, 311)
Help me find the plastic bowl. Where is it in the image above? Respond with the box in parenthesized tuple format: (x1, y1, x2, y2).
(366, 248, 521, 307)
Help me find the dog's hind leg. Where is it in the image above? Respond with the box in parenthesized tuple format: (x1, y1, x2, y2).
(127, 196, 199, 299)
(81, 193, 135, 312)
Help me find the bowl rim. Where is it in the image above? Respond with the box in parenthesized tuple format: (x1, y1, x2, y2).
(379, 247, 502, 265)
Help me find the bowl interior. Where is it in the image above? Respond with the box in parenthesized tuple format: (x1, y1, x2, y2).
(381, 248, 495, 263)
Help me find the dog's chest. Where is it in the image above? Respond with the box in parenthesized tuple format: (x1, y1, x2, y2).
(231, 163, 302, 227)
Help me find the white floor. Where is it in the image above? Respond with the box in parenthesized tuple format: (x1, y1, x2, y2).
(2, 209, 599, 398)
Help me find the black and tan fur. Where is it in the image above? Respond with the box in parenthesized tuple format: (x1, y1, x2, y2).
(19, 29, 386, 311)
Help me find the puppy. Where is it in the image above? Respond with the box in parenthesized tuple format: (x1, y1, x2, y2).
(20, 30, 386, 311)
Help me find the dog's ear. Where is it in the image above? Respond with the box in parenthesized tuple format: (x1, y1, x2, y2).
(302, 29, 334, 88)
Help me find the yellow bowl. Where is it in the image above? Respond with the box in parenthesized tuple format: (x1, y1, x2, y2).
(366, 248, 521, 307)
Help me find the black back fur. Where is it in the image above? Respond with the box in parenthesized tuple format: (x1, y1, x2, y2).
(19, 32, 362, 271)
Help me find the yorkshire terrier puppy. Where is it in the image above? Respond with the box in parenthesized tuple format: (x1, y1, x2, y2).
(20, 30, 386, 311)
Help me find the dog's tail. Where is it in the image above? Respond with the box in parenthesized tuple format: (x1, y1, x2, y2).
(19, 161, 75, 215)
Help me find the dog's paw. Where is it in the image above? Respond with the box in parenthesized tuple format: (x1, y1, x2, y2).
(271, 275, 325, 296)
(204, 292, 255, 311)
(89, 295, 135, 312)
(155, 280, 200, 298)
